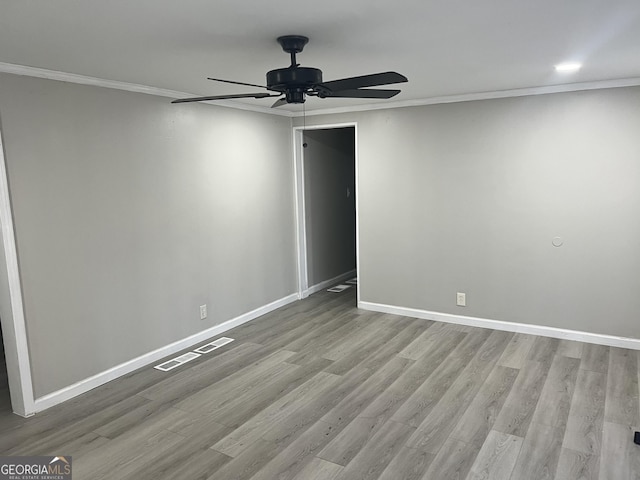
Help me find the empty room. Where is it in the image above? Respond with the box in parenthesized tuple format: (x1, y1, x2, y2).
(1, 1, 639, 479)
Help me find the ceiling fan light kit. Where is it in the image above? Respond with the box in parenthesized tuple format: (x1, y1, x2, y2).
(172, 35, 408, 107)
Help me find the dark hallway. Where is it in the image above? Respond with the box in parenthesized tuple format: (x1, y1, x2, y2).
(0, 326, 10, 413)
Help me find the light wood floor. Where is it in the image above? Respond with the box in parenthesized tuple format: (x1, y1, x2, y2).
(1, 288, 639, 479)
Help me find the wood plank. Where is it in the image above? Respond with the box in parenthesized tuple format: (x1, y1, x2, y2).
(284, 310, 361, 354)
(466, 430, 523, 480)
(93, 400, 183, 439)
(448, 365, 519, 448)
(208, 356, 333, 429)
(493, 360, 552, 437)
(599, 421, 640, 480)
(604, 347, 639, 426)
(405, 331, 513, 454)
(260, 364, 371, 452)
(249, 420, 341, 480)
(184, 359, 301, 419)
(34, 431, 110, 459)
(448, 329, 494, 359)
(247, 297, 355, 347)
(173, 349, 297, 414)
(376, 446, 434, 480)
(73, 425, 185, 480)
(214, 371, 341, 457)
(321, 356, 413, 428)
(562, 368, 606, 455)
(2, 380, 155, 443)
(527, 336, 560, 365)
(530, 355, 580, 429)
(556, 339, 584, 359)
(427, 321, 477, 334)
(397, 324, 439, 360)
(332, 420, 414, 480)
(323, 322, 410, 375)
(208, 437, 281, 480)
(606, 347, 638, 398)
(137, 342, 266, 401)
(127, 439, 232, 480)
(317, 329, 466, 465)
(324, 318, 426, 375)
(391, 329, 492, 428)
(254, 316, 340, 352)
(161, 411, 234, 450)
(364, 329, 467, 423)
(554, 447, 599, 480)
(316, 417, 383, 467)
(4, 394, 152, 455)
(228, 291, 336, 341)
(420, 437, 480, 480)
(341, 319, 440, 375)
(285, 314, 370, 366)
(291, 458, 343, 480)
(260, 367, 368, 448)
(498, 333, 536, 369)
(580, 343, 609, 374)
(508, 421, 564, 480)
(321, 319, 390, 361)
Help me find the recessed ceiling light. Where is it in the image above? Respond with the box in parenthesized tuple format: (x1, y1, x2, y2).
(555, 62, 582, 73)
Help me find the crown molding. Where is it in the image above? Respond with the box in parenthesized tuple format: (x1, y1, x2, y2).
(0, 62, 294, 117)
(297, 76, 640, 117)
(2, 62, 639, 118)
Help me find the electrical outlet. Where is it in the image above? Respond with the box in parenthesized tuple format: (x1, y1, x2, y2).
(200, 304, 207, 320)
(456, 292, 466, 307)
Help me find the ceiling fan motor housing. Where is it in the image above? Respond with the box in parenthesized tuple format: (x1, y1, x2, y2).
(266, 67, 323, 103)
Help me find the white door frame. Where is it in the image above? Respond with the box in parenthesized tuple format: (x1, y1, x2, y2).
(0, 129, 35, 417)
(293, 121, 360, 302)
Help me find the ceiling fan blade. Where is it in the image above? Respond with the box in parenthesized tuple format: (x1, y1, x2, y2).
(207, 77, 278, 92)
(271, 97, 288, 108)
(172, 93, 279, 104)
(323, 88, 401, 99)
(319, 72, 407, 92)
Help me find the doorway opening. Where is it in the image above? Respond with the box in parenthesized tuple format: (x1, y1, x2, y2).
(294, 123, 358, 302)
(0, 326, 9, 414)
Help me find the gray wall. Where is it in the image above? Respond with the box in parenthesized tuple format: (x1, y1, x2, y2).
(0, 73, 296, 397)
(298, 86, 640, 338)
(303, 128, 356, 287)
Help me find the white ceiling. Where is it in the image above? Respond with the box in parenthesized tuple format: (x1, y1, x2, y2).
(1, 0, 639, 113)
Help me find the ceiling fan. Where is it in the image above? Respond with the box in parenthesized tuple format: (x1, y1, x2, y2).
(172, 35, 408, 108)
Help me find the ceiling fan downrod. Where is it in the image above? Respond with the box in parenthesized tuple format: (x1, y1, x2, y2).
(277, 35, 309, 67)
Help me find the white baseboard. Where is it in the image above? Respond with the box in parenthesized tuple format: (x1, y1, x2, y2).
(359, 301, 640, 351)
(33, 292, 299, 413)
(305, 269, 357, 296)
